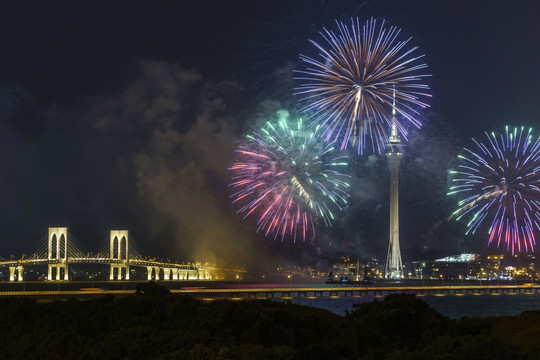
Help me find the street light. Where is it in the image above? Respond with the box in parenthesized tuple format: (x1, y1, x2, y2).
(288, 275, 291, 288)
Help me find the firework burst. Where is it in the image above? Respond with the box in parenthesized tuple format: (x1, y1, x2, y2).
(294, 17, 430, 154)
(229, 115, 350, 241)
(448, 126, 540, 254)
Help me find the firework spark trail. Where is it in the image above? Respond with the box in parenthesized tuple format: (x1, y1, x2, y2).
(294, 17, 431, 154)
(448, 190, 505, 222)
(229, 116, 351, 242)
(448, 126, 540, 254)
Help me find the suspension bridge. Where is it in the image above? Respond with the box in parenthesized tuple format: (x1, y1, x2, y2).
(0, 227, 214, 282)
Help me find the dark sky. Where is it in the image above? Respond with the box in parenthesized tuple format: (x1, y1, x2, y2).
(1, 1, 539, 267)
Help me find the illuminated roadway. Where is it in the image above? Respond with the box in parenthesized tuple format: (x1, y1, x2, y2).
(2, 284, 540, 299)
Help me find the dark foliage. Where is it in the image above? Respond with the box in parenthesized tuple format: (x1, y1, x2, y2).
(135, 281, 171, 297)
(0, 286, 539, 359)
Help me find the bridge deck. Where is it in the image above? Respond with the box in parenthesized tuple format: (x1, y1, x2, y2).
(0, 258, 200, 270)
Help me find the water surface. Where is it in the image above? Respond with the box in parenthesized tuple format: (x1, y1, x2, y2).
(283, 293, 540, 319)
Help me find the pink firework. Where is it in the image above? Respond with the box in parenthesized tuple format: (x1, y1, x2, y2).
(229, 117, 350, 242)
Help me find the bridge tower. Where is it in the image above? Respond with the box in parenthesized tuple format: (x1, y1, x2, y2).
(8, 266, 24, 281)
(48, 227, 69, 280)
(110, 230, 129, 280)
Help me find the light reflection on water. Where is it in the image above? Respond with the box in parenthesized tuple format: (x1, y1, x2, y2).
(276, 293, 540, 319)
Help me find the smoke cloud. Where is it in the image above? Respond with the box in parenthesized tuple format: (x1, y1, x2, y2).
(63, 60, 273, 268)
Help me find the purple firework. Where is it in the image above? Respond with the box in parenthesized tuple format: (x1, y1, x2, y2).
(448, 126, 540, 254)
(294, 17, 431, 154)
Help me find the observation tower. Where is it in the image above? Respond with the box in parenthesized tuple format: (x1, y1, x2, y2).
(385, 89, 404, 279)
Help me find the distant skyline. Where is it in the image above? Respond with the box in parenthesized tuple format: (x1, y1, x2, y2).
(1, 1, 539, 270)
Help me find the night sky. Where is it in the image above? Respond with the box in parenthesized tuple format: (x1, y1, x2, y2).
(1, 1, 540, 270)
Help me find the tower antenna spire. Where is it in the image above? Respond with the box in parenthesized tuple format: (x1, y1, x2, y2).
(392, 85, 396, 116)
(390, 85, 400, 142)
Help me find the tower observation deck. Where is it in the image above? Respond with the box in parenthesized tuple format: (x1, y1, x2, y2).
(385, 91, 404, 279)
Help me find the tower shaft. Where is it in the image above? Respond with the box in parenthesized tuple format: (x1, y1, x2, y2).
(385, 149, 403, 278)
(385, 86, 403, 279)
